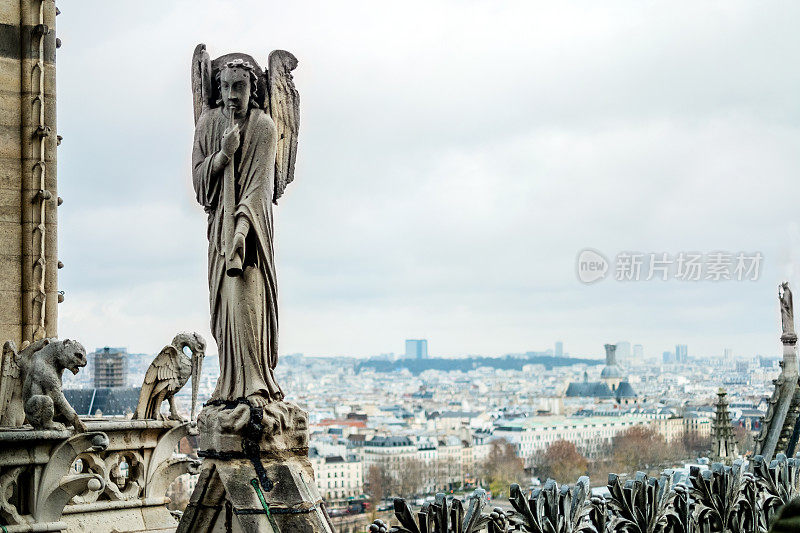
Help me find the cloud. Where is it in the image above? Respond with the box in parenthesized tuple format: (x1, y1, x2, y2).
(55, 0, 800, 359)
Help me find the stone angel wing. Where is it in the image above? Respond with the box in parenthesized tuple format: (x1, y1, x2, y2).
(0, 338, 50, 426)
(0, 341, 21, 426)
(266, 50, 300, 204)
(133, 345, 180, 419)
(191, 45, 299, 202)
(191, 43, 213, 126)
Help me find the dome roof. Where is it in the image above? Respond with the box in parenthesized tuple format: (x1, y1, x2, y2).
(600, 364, 625, 379)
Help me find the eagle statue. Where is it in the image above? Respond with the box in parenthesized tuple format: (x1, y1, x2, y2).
(133, 332, 206, 421)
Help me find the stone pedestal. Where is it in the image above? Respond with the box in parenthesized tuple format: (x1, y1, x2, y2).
(177, 401, 334, 532)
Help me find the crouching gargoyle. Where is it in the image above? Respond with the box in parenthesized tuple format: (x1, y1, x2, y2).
(0, 338, 88, 431)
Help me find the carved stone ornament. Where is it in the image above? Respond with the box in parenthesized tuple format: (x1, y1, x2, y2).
(133, 332, 206, 421)
(0, 338, 88, 431)
(190, 44, 299, 408)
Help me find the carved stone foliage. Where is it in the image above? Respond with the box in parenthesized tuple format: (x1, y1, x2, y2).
(508, 477, 593, 533)
(752, 453, 800, 526)
(0, 421, 197, 531)
(607, 470, 690, 533)
(377, 456, 800, 533)
(0, 465, 26, 525)
(371, 489, 508, 533)
(689, 460, 759, 533)
(71, 450, 145, 504)
(34, 432, 108, 523)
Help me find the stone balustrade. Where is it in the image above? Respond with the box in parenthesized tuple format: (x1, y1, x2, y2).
(0, 418, 199, 533)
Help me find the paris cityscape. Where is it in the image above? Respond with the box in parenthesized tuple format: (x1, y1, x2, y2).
(60, 336, 774, 520)
(1, 1, 798, 532)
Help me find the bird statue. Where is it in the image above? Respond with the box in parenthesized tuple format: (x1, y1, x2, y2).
(133, 332, 206, 421)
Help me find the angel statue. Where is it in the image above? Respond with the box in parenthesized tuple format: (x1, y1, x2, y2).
(780, 282, 795, 341)
(190, 44, 299, 408)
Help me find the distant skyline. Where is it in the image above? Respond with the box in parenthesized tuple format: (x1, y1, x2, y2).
(288, 339, 766, 361)
(54, 1, 800, 358)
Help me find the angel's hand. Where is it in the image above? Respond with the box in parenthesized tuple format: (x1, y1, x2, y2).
(231, 231, 246, 265)
(221, 123, 240, 158)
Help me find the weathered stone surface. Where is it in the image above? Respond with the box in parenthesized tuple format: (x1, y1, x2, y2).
(0, 254, 22, 291)
(0, 420, 198, 533)
(0, 0, 59, 347)
(190, 44, 299, 407)
(197, 400, 308, 455)
(0, 337, 88, 431)
(176, 43, 325, 533)
(178, 400, 329, 532)
(179, 455, 331, 532)
(132, 332, 206, 421)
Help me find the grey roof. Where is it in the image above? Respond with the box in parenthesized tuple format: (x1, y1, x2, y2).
(565, 381, 613, 398)
(366, 435, 414, 447)
(65, 387, 141, 416)
(615, 381, 638, 399)
(439, 410, 481, 419)
(347, 434, 366, 447)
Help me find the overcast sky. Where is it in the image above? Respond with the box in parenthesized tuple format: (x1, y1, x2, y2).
(55, 1, 800, 360)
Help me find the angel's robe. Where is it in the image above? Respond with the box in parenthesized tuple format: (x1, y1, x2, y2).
(192, 106, 283, 402)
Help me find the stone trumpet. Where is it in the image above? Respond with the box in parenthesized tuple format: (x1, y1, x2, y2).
(222, 104, 243, 277)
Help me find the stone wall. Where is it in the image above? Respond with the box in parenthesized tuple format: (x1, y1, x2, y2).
(0, 0, 60, 348)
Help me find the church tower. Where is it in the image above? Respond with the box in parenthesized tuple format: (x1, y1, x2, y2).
(712, 387, 739, 463)
(0, 0, 60, 346)
(600, 343, 624, 392)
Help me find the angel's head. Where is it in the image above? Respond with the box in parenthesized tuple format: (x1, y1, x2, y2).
(216, 59, 259, 117)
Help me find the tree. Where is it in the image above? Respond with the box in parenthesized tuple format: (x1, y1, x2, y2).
(682, 428, 712, 457)
(398, 458, 427, 498)
(611, 426, 672, 474)
(433, 455, 462, 492)
(477, 438, 525, 498)
(536, 440, 588, 483)
(366, 463, 392, 517)
(733, 425, 755, 456)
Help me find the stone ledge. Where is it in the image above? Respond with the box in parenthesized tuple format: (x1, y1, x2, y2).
(0, 418, 183, 442)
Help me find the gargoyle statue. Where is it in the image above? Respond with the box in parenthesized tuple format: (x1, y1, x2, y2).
(0, 338, 88, 431)
(133, 332, 205, 421)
